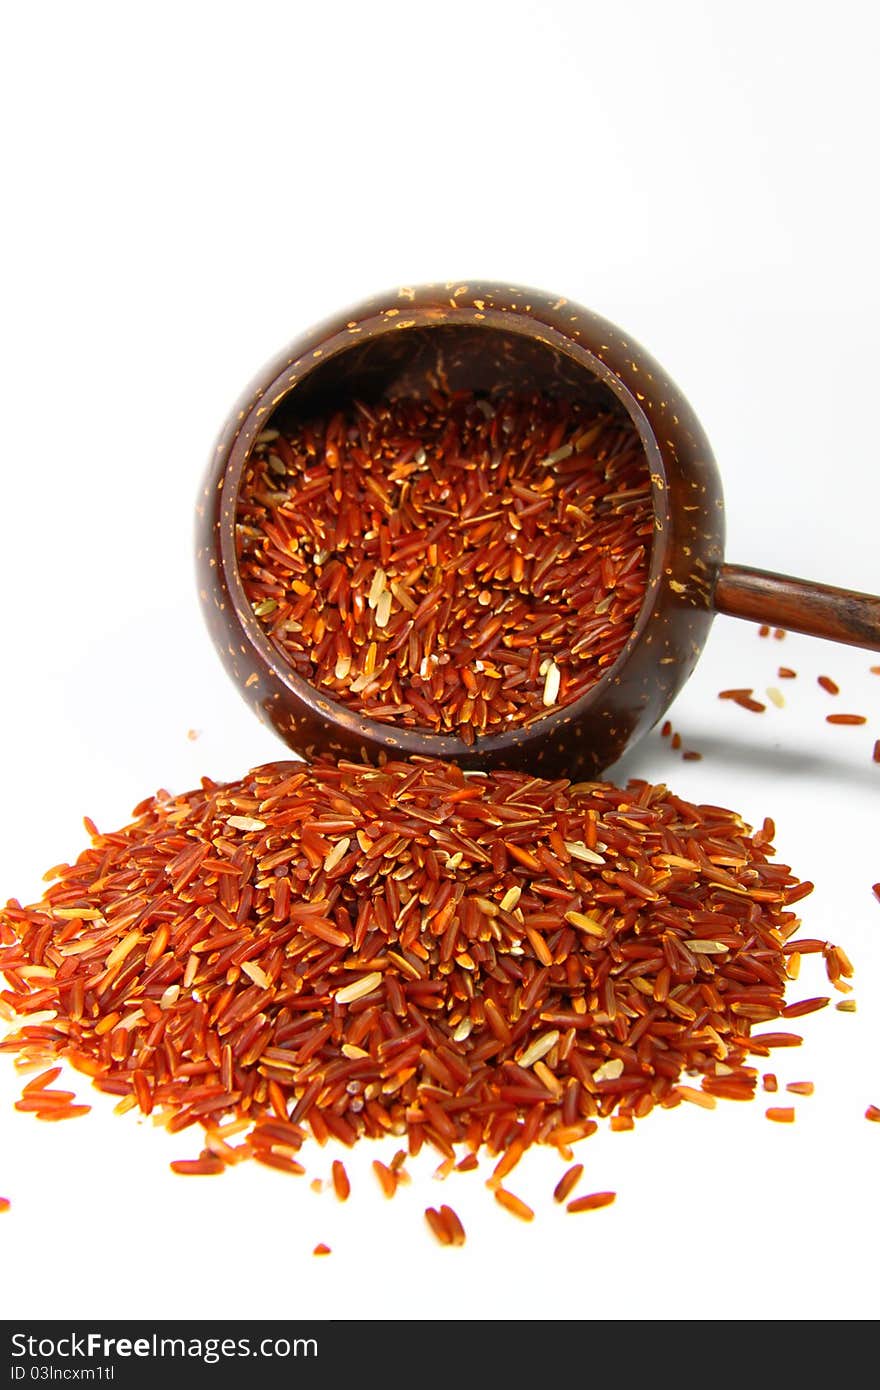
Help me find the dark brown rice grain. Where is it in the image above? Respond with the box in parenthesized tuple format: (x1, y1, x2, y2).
(553, 1164, 584, 1203)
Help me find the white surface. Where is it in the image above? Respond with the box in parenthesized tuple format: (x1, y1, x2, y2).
(1, 1, 878, 1322)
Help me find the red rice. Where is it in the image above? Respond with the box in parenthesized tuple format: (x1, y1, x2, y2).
(424, 1206, 453, 1245)
(566, 1191, 616, 1213)
(817, 676, 839, 695)
(235, 392, 652, 738)
(782, 997, 829, 1018)
(675, 1085, 716, 1109)
(373, 1160, 397, 1199)
(34, 1104, 91, 1122)
(170, 1154, 225, 1176)
(749, 1032, 803, 1049)
(331, 1158, 350, 1201)
(765, 1106, 795, 1123)
(553, 1163, 584, 1203)
(826, 714, 867, 725)
(718, 688, 766, 712)
(440, 1205, 466, 1246)
(494, 1187, 534, 1222)
(22, 1066, 62, 1093)
(0, 757, 835, 1202)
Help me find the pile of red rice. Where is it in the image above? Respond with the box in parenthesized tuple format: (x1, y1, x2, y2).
(1, 758, 843, 1184)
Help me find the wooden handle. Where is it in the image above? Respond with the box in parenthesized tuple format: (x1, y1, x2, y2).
(713, 564, 880, 651)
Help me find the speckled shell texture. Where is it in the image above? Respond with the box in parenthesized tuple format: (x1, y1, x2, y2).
(196, 282, 724, 778)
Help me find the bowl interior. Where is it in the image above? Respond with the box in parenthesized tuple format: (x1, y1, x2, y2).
(231, 320, 667, 754)
(269, 323, 617, 425)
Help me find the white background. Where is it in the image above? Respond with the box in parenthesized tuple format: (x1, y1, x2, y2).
(1, 1, 878, 1322)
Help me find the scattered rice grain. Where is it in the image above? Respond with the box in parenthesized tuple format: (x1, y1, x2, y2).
(553, 1164, 584, 1203)
(566, 1191, 616, 1213)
